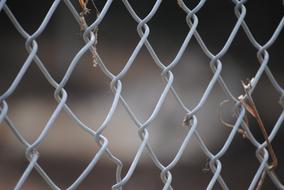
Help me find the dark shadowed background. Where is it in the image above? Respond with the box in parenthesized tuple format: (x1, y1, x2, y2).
(0, 0, 283, 189)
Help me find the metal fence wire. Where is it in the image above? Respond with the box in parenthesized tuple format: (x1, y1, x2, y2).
(0, 0, 284, 189)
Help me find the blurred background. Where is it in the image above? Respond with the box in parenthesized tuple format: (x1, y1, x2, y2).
(0, 0, 283, 189)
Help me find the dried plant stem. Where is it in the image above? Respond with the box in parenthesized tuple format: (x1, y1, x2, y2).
(219, 99, 247, 138)
(220, 78, 278, 190)
(240, 80, 278, 170)
(79, 0, 100, 67)
(239, 79, 278, 190)
(255, 169, 267, 190)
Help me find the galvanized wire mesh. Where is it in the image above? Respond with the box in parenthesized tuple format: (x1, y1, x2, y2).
(0, 0, 284, 189)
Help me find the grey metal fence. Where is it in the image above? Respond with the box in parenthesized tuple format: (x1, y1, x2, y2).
(0, 0, 284, 189)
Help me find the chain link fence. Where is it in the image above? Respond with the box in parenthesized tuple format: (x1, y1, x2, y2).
(0, 0, 284, 189)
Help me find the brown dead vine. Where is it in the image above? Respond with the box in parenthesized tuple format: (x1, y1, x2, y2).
(79, 0, 100, 67)
(220, 78, 278, 190)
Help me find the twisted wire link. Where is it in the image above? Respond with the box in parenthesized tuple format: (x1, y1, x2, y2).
(0, 0, 283, 189)
(2, 1, 122, 189)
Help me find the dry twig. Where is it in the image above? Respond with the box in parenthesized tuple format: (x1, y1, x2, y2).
(220, 78, 278, 190)
(239, 79, 278, 170)
(79, 0, 100, 67)
(239, 79, 278, 190)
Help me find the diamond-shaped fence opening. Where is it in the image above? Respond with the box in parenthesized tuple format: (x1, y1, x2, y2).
(0, 0, 283, 189)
